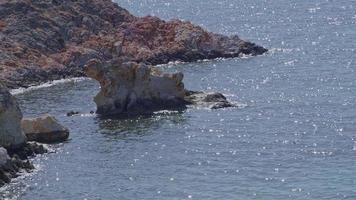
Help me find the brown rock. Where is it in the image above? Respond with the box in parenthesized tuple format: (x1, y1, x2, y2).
(21, 115, 69, 143)
(0, 20, 6, 31)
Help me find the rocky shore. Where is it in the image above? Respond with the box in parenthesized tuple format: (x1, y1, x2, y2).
(0, 0, 267, 89)
(0, 83, 69, 187)
(0, 0, 267, 188)
(0, 142, 48, 187)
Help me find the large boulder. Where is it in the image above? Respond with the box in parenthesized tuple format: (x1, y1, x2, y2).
(21, 115, 69, 143)
(85, 59, 236, 116)
(0, 83, 26, 149)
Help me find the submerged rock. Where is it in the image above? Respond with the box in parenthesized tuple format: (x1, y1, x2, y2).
(185, 91, 236, 109)
(22, 115, 69, 143)
(0, 0, 267, 89)
(85, 59, 235, 116)
(66, 111, 80, 117)
(0, 83, 27, 149)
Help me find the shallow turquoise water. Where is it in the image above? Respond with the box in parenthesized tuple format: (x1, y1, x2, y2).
(3, 0, 356, 199)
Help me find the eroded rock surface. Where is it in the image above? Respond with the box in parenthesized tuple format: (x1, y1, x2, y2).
(0, 0, 267, 89)
(85, 59, 187, 116)
(0, 83, 26, 149)
(85, 59, 235, 116)
(22, 115, 70, 143)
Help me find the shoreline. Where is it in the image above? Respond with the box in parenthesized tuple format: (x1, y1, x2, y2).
(0, 0, 267, 90)
(0, 0, 267, 191)
(9, 53, 268, 93)
(10, 77, 91, 95)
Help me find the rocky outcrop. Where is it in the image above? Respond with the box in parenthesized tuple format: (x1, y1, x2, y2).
(0, 143, 47, 187)
(0, 83, 48, 187)
(84, 59, 187, 116)
(22, 115, 69, 143)
(0, 0, 267, 89)
(85, 59, 235, 116)
(0, 83, 26, 149)
(184, 91, 235, 109)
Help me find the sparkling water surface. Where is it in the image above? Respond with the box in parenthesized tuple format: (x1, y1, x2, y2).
(2, 0, 356, 199)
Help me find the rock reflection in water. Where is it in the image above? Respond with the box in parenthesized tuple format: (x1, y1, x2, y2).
(97, 111, 187, 140)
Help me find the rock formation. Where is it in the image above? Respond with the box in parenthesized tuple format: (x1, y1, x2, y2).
(85, 59, 235, 116)
(0, 83, 26, 149)
(184, 91, 235, 109)
(0, 0, 267, 89)
(22, 115, 70, 143)
(0, 143, 47, 187)
(0, 91, 66, 188)
(85, 59, 187, 116)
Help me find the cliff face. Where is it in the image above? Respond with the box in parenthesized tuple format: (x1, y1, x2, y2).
(0, 83, 26, 149)
(0, 0, 267, 89)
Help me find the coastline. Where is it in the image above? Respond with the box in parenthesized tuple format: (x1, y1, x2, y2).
(0, 0, 267, 90)
(0, 0, 266, 191)
(10, 77, 91, 95)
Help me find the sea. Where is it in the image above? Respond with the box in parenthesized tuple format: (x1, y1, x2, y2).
(2, 0, 356, 199)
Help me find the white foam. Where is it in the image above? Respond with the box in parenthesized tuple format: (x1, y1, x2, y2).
(10, 77, 90, 95)
(156, 54, 259, 68)
(153, 110, 181, 114)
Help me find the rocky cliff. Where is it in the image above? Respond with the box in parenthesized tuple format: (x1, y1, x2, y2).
(0, 0, 267, 89)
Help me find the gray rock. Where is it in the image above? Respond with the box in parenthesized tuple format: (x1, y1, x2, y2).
(85, 59, 236, 116)
(0, 147, 10, 167)
(185, 91, 236, 109)
(21, 115, 69, 143)
(0, 83, 26, 149)
(0, 142, 47, 187)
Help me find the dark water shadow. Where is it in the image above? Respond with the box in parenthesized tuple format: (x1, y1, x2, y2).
(95, 110, 188, 140)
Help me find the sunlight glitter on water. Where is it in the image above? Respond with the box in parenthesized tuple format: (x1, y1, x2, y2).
(3, 0, 356, 199)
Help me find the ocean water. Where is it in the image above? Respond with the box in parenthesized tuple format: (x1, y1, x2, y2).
(2, 0, 356, 199)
